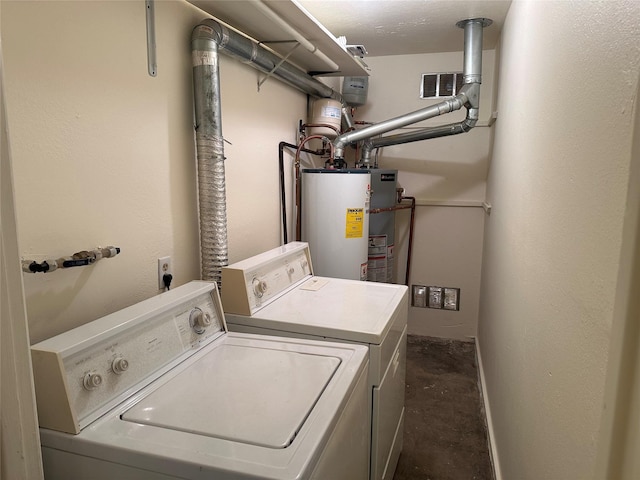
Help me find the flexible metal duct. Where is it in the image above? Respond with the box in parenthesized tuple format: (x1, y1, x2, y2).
(192, 25, 228, 284)
(334, 18, 492, 163)
(191, 19, 350, 283)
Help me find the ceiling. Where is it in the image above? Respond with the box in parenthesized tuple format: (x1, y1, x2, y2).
(296, 0, 512, 56)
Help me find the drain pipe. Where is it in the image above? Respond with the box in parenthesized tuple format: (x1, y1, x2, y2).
(333, 18, 492, 164)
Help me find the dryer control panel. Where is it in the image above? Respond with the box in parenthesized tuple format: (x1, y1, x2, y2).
(30, 281, 226, 435)
(221, 242, 313, 315)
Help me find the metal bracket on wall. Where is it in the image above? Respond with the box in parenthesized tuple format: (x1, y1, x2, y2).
(257, 42, 300, 92)
(145, 0, 157, 77)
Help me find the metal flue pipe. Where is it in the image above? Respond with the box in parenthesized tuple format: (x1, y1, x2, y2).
(360, 108, 479, 165)
(334, 93, 468, 159)
(335, 18, 492, 163)
(459, 17, 486, 84)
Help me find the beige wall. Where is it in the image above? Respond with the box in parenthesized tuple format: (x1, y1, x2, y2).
(478, 1, 640, 479)
(357, 50, 496, 339)
(1, 0, 306, 343)
(594, 74, 640, 480)
(1, 10, 44, 474)
(396, 204, 485, 339)
(359, 50, 495, 201)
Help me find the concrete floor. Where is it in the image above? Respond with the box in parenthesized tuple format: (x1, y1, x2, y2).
(392, 335, 494, 480)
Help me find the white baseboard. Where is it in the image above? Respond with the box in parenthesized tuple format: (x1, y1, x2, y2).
(475, 337, 503, 480)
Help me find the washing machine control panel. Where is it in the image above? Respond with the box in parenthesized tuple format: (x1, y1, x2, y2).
(221, 242, 313, 315)
(30, 282, 226, 434)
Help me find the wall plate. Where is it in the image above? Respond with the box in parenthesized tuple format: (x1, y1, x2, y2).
(443, 287, 460, 311)
(428, 286, 443, 309)
(411, 285, 427, 308)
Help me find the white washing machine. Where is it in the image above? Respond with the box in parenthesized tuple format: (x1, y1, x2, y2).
(31, 281, 370, 480)
(221, 242, 408, 480)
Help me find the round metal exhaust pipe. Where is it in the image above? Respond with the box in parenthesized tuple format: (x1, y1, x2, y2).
(456, 18, 493, 85)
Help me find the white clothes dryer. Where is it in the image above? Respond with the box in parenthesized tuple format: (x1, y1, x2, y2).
(31, 281, 369, 480)
(221, 242, 408, 480)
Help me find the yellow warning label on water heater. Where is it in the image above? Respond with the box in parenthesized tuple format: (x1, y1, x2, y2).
(345, 208, 364, 238)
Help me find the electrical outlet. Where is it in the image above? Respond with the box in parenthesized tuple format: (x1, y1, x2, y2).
(158, 256, 172, 289)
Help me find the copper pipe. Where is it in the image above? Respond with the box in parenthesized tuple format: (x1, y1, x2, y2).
(369, 196, 416, 286)
(279, 142, 318, 244)
(402, 196, 416, 286)
(300, 123, 341, 135)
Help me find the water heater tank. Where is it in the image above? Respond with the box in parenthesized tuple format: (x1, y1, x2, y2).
(368, 170, 398, 283)
(302, 169, 371, 281)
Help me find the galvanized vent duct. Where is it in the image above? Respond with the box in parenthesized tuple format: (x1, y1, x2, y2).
(359, 111, 477, 166)
(193, 20, 343, 101)
(191, 19, 347, 284)
(335, 18, 493, 165)
(192, 26, 227, 284)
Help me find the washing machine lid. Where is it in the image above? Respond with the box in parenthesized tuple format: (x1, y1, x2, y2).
(121, 343, 340, 448)
(229, 276, 407, 344)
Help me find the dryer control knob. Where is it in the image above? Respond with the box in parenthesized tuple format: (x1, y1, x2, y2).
(253, 278, 268, 297)
(83, 372, 103, 391)
(189, 307, 211, 334)
(112, 357, 129, 375)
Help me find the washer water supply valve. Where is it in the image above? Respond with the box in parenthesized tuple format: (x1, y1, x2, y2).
(22, 246, 121, 273)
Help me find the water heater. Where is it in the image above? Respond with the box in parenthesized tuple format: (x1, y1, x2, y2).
(368, 170, 398, 283)
(301, 169, 371, 281)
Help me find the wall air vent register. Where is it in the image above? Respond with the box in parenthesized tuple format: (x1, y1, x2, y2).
(421, 72, 464, 99)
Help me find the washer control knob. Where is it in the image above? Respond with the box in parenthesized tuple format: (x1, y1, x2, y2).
(83, 372, 103, 391)
(300, 259, 308, 271)
(189, 307, 211, 334)
(252, 278, 268, 297)
(112, 357, 129, 375)
(286, 265, 295, 275)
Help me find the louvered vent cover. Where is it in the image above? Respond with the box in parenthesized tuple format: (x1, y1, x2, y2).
(421, 72, 464, 98)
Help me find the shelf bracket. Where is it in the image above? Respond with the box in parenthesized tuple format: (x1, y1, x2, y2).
(257, 42, 301, 92)
(145, 0, 157, 77)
